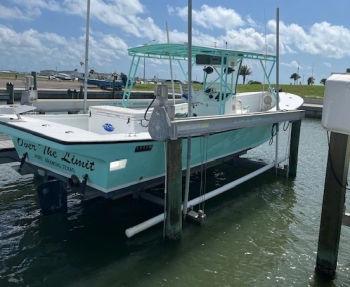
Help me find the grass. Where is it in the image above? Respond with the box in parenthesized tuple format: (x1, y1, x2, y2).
(237, 84, 325, 98)
(0, 72, 26, 80)
(133, 83, 325, 98)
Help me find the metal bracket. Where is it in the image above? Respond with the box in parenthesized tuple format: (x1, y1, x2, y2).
(80, 174, 88, 195)
(19, 152, 28, 172)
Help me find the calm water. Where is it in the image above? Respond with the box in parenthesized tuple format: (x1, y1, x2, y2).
(1, 119, 350, 287)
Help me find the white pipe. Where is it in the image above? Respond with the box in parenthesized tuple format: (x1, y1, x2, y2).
(165, 22, 176, 105)
(125, 159, 286, 238)
(83, 0, 91, 114)
(183, 0, 192, 218)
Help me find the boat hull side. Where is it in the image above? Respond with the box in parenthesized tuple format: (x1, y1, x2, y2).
(0, 123, 272, 193)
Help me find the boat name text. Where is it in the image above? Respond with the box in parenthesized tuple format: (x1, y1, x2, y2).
(17, 138, 95, 172)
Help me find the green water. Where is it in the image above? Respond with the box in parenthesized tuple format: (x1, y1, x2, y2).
(1, 119, 350, 286)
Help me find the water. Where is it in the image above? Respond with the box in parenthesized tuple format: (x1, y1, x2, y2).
(1, 119, 350, 286)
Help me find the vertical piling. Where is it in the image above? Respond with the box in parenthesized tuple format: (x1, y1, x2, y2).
(288, 120, 302, 178)
(31, 71, 37, 90)
(315, 132, 350, 279)
(79, 85, 83, 99)
(6, 82, 14, 104)
(165, 138, 183, 240)
(159, 82, 183, 240)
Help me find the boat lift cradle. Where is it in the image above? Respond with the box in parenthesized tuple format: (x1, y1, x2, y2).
(125, 88, 305, 238)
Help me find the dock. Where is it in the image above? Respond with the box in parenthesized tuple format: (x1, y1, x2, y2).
(301, 103, 322, 118)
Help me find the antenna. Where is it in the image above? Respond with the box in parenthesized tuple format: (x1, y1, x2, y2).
(83, 0, 91, 113)
(165, 21, 176, 105)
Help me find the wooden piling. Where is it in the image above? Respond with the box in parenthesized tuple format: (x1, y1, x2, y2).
(288, 120, 302, 178)
(79, 85, 84, 99)
(315, 132, 350, 279)
(6, 82, 14, 104)
(31, 71, 37, 90)
(165, 139, 183, 240)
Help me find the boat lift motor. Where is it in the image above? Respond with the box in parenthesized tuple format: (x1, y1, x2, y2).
(322, 73, 350, 135)
(148, 85, 175, 140)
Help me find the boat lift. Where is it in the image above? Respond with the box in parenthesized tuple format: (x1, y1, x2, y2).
(125, 85, 305, 238)
(124, 7, 304, 239)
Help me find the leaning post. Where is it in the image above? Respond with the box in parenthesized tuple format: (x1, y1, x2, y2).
(315, 132, 350, 279)
(288, 120, 302, 178)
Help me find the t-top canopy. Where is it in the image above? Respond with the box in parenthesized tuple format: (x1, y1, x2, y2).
(128, 43, 276, 62)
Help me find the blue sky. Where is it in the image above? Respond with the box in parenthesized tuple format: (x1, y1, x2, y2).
(0, 0, 350, 84)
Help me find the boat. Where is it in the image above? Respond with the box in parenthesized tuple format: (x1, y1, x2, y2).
(87, 78, 123, 90)
(0, 43, 303, 199)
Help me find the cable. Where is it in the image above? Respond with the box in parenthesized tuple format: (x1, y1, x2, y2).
(269, 123, 278, 145)
(140, 96, 156, 127)
(283, 121, 290, 131)
(326, 131, 350, 191)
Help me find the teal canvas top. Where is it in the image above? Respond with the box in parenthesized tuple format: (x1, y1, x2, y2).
(128, 43, 276, 62)
(123, 43, 277, 109)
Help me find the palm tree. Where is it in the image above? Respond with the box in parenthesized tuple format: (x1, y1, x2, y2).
(239, 65, 252, 84)
(290, 72, 301, 85)
(307, 76, 315, 86)
(320, 78, 326, 85)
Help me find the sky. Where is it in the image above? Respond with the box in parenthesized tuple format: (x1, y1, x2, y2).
(0, 0, 350, 84)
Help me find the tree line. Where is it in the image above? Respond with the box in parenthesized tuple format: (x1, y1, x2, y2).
(290, 73, 326, 86)
(238, 65, 327, 86)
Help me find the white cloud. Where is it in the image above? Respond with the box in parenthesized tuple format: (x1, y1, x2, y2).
(323, 62, 332, 68)
(2, 0, 62, 19)
(171, 4, 245, 30)
(268, 20, 350, 59)
(0, 4, 28, 20)
(0, 25, 128, 71)
(246, 15, 258, 28)
(281, 60, 300, 69)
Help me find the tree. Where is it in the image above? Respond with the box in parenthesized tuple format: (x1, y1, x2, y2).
(290, 72, 301, 85)
(320, 78, 326, 85)
(307, 76, 315, 85)
(239, 65, 252, 84)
